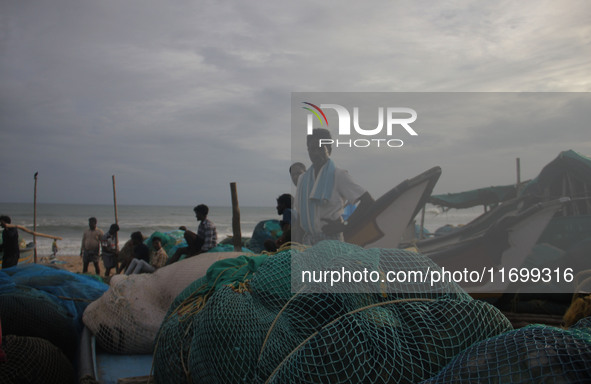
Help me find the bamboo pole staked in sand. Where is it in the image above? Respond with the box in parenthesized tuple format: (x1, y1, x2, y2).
(112, 175, 119, 250)
(230, 182, 242, 252)
(516, 158, 521, 194)
(33, 172, 38, 263)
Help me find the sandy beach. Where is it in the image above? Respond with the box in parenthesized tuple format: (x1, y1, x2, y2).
(40, 254, 104, 276)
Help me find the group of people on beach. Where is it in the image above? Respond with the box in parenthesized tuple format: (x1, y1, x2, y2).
(3, 128, 370, 271)
(79, 204, 218, 277)
(78, 127, 366, 276)
(74, 129, 366, 274)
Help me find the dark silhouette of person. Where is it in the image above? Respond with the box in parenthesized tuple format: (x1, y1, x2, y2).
(0, 215, 20, 269)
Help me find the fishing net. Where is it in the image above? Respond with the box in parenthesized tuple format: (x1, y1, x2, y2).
(145, 230, 187, 259)
(0, 285, 79, 362)
(0, 335, 75, 384)
(0, 265, 108, 362)
(208, 243, 253, 253)
(420, 317, 591, 383)
(1, 264, 108, 328)
(263, 299, 511, 384)
(153, 240, 513, 384)
(248, 220, 282, 253)
(153, 252, 276, 383)
(83, 251, 244, 354)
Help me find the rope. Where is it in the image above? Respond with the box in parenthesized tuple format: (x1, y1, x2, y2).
(260, 241, 309, 255)
(55, 295, 94, 303)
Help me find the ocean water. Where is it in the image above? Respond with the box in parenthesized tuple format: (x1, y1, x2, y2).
(0, 203, 276, 256)
(0, 202, 484, 256)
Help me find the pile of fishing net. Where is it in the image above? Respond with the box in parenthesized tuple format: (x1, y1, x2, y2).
(82, 250, 245, 354)
(421, 317, 591, 383)
(248, 219, 283, 253)
(152, 241, 514, 383)
(0, 334, 75, 384)
(145, 230, 187, 256)
(0, 264, 108, 382)
(118, 230, 186, 271)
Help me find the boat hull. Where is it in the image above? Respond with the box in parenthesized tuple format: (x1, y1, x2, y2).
(425, 198, 568, 293)
(344, 166, 441, 248)
(0, 244, 35, 269)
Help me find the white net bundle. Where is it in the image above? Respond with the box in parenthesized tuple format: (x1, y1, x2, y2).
(82, 251, 244, 354)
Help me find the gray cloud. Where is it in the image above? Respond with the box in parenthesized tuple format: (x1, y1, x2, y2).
(1, 0, 590, 206)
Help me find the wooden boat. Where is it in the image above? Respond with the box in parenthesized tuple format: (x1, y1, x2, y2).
(424, 198, 568, 293)
(520, 150, 591, 249)
(344, 166, 442, 248)
(428, 183, 520, 211)
(418, 150, 591, 290)
(410, 195, 537, 254)
(0, 242, 35, 269)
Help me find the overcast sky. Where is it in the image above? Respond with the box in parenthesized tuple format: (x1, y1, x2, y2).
(1, 0, 590, 207)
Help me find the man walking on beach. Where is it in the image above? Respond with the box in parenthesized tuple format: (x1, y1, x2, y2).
(80, 217, 104, 275)
(0, 215, 20, 269)
(101, 223, 119, 277)
(294, 128, 374, 245)
(167, 204, 218, 265)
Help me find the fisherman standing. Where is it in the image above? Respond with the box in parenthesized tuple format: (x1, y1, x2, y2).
(80, 217, 103, 275)
(294, 129, 374, 245)
(0, 215, 20, 269)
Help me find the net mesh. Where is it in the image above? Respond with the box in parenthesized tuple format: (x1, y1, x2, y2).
(82, 251, 245, 354)
(153, 240, 514, 383)
(261, 298, 510, 384)
(0, 265, 108, 365)
(0, 285, 79, 362)
(248, 219, 282, 253)
(420, 317, 591, 383)
(1, 264, 108, 328)
(0, 335, 75, 384)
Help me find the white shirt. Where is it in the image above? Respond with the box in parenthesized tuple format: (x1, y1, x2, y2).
(295, 165, 366, 237)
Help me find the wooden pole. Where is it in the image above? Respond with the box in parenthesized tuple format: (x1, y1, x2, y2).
(230, 182, 242, 252)
(5, 224, 62, 240)
(516, 158, 521, 192)
(33, 172, 38, 263)
(112, 175, 119, 250)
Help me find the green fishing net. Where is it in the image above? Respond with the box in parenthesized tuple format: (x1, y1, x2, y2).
(261, 298, 510, 384)
(420, 317, 591, 384)
(153, 241, 514, 383)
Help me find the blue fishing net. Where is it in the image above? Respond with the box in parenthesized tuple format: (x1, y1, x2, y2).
(0, 264, 108, 367)
(1, 264, 108, 328)
(0, 285, 79, 361)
